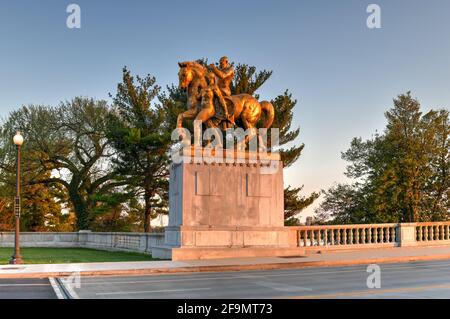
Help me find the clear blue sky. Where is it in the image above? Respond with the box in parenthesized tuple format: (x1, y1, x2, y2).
(1, 0, 449, 218)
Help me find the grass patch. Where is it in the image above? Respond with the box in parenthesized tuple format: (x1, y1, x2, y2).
(0, 247, 155, 264)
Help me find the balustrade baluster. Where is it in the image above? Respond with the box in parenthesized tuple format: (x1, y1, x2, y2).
(310, 230, 314, 246)
(348, 228, 353, 244)
(418, 227, 422, 241)
(373, 228, 378, 243)
(361, 228, 366, 244)
(303, 230, 308, 246)
(342, 228, 347, 245)
(337, 229, 341, 245)
(386, 227, 390, 243)
(391, 227, 396, 242)
(430, 226, 434, 241)
(324, 229, 328, 246)
(317, 230, 322, 246)
(446, 225, 450, 240)
(330, 229, 335, 245)
(368, 228, 372, 244)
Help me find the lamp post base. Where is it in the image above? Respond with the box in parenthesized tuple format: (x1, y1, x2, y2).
(9, 255, 24, 265)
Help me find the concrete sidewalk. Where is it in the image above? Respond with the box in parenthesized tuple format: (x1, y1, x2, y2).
(2, 245, 450, 278)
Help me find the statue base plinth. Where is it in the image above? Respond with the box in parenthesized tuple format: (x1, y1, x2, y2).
(152, 149, 304, 260)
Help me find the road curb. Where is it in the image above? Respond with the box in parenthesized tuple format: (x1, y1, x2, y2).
(2, 253, 450, 279)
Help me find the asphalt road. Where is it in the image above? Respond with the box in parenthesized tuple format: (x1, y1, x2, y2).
(0, 278, 57, 299)
(67, 259, 450, 299)
(2, 259, 450, 299)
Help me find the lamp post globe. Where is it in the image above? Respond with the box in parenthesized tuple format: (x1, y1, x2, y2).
(10, 131, 24, 264)
(13, 131, 24, 146)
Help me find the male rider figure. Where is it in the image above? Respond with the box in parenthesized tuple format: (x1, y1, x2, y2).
(209, 56, 234, 123)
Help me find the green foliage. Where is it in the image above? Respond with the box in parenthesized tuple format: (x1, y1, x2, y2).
(270, 91, 303, 167)
(284, 185, 320, 220)
(107, 67, 175, 232)
(21, 175, 72, 231)
(89, 194, 141, 232)
(317, 92, 450, 223)
(231, 64, 272, 97)
(0, 185, 13, 231)
(0, 117, 72, 231)
(0, 98, 128, 230)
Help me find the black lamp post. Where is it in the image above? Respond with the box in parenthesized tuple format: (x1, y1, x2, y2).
(10, 131, 24, 265)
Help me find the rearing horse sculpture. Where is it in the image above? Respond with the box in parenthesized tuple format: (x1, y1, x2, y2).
(177, 61, 275, 149)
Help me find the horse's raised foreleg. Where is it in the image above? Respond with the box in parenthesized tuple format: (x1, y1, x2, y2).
(193, 107, 216, 147)
(177, 108, 197, 128)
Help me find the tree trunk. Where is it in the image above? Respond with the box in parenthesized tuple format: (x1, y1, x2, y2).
(144, 188, 152, 233)
(70, 189, 89, 230)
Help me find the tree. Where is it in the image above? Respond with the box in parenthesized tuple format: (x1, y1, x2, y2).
(284, 185, 320, 225)
(107, 67, 175, 232)
(89, 194, 143, 232)
(21, 173, 71, 231)
(0, 98, 127, 230)
(0, 184, 13, 231)
(0, 122, 71, 231)
(314, 183, 376, 224)
(231, 64, 272, 97)
(316, 92, 449, 223)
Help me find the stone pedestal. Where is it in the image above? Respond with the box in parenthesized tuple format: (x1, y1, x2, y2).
(152, 148, 304, 260)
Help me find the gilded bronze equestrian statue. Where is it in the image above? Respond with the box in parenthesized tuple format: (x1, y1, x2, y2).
(176, 58, 275, 149)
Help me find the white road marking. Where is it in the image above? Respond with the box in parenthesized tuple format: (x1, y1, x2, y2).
(59, 278, 80, 299)
(96, 287, 211, 296)
(49, 278, 65, 299)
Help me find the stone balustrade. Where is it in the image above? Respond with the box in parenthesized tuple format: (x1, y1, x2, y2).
(291, 221, 450, 250)
(0, 231, 165, 254)
(415, 222, 450, 244)
(293, 223, 398, 249)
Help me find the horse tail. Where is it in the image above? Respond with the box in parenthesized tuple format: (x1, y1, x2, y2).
(260, 101, 275, 128)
